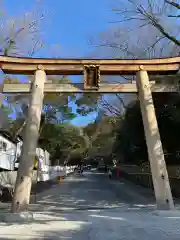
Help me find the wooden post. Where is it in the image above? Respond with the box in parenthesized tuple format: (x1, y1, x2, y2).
(0, 95, 4, 107)
(0, 86, 7, 130)
(11, 66, 46, 213)
(136, 68, 174, 210)
(0, 82, 4, 107)
(60, 176, 62, 184)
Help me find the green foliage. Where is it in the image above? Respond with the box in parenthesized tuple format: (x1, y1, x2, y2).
(3, 76, 102, 166)
(83, 115, 117, 161)
(38, 122, 88, 165)
(76, 93, 101, 116)
(113, 92, 180, 166)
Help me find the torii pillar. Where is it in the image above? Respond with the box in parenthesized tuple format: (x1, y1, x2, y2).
(11, 65, 46, 213)
(136, 67, 174, 210)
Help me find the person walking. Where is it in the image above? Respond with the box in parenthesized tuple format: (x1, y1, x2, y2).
(116, 165, 121, 178)
(108, 167, 112, 179)
(79, 160, 84, 176)
(80, 165, 83, 176)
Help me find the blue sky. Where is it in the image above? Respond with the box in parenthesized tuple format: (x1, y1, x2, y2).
(3, 0, 114, 126)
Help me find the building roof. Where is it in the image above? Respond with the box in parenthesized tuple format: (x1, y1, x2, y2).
(0, 130, 20, 144)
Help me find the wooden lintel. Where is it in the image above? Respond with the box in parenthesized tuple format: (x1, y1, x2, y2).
(1, 63, 179, 75)
(100, 64, 179, 75)
(0, 56, 180, 64)
(2, 83, 180, 93)
(0, 56, 179, 75)
(1, 64, 84, 75)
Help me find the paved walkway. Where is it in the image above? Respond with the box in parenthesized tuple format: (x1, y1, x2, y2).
(0, 171, 180, 239)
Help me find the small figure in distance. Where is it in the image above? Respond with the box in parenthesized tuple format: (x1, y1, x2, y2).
(108, 167, 112, 179)
(79, 160, 84, 176)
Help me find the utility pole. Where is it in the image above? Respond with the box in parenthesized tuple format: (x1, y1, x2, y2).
(11, 66, 46, 213)
(136, 68, 174, 210)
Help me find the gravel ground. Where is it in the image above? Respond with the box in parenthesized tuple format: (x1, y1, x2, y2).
(0, 171, 180, 240)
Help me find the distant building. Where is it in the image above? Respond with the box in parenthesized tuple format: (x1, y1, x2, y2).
(35, 147, 50, 169)
(0, 130, 21, 170)
(0, 130, 50, 171)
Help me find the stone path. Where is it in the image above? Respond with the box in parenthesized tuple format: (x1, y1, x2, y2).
(0, 171, 180, 239)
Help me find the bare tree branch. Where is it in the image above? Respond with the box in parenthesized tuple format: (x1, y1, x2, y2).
(90, 0, 180, 120)
(136, 4, 180, 46)
(165, 0, 180, 10)
(0, 2, 47, 56)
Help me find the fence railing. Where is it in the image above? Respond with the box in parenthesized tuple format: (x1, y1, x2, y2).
(0, 166, 76, 189)
(117, 166, 180, 198)
(38, 165, 76, 181)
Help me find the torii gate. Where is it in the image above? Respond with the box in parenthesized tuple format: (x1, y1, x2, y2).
(1, 56, 179, 212)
